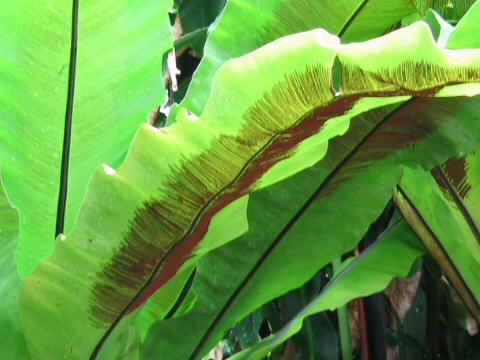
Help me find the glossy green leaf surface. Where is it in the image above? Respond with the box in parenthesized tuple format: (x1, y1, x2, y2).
(139, 15, 480, 353)
(169, 0, 419, 124)
(230, 219, 424, 360)
(270, 272, 339, 360)
(15, 9, 480, 360)
(395, 154, 480, 323)
(0, 174, 28, 359)
(0, 1, 173, 275)
(178, 0, 226, 34)
(174, 0, 226, 55)
(140, 18, 480, 354)
(141, 92, 480, 359)
(447, 0, 480, 48)
(411, 0, 477, 19)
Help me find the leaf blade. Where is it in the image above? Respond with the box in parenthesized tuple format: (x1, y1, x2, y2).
(0, 172, 28, 359)
(229, 219, 424, 360)
(19, 22, 480, 359)
(394, 157, 480, 323)
(0, 0, 173, 275)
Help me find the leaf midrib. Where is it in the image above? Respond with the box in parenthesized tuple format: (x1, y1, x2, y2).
(55, 0, 80, 237)
(90, 88, 339, 358)
(338, 0, 370, 38)
(432, 167, 480, 244)
(395, 184, 480, 322)
(187, 99, 415, 360)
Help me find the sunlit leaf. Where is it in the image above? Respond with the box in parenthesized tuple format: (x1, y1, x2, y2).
(0, 172, 28, 359)
(15, 8, 480, 360)
(169, 0, 419, 124)
(215, 219, 425, 360)
(0, 1, 173, 276)
(394, 152, 480, 324)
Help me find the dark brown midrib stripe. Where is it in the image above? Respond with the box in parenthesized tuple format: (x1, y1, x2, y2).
(338, 0, 369, 38)
(90, 91, 339, 359)
(432, 167, 480, 245)
(395, 184, 480, 323)
(55, 0, 80, 237)
(188, 99, 415, 360)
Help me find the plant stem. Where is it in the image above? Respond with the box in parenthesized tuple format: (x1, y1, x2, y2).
(332, 258, 353, 360)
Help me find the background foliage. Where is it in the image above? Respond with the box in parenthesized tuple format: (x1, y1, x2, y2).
(0, 1, 479, 359)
